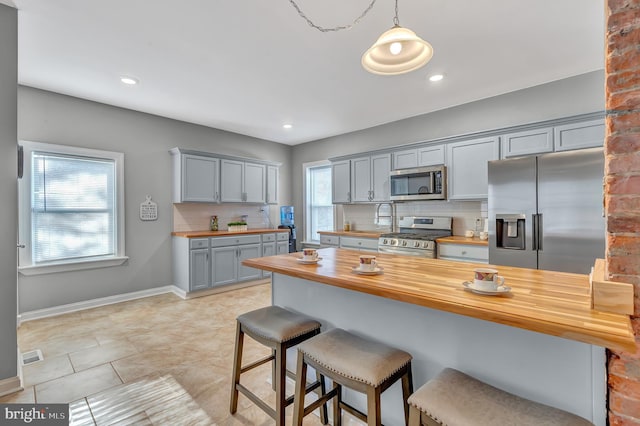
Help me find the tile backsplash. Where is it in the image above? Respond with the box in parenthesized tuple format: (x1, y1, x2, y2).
(173, 203, 279, 232)
(343, 200, 488, 236)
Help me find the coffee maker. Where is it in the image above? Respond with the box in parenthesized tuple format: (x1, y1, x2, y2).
(277, 206, 296, 253)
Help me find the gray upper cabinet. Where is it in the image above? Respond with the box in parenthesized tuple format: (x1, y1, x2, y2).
(266, 165, 278, 205)
(351, 157, 372, 202)
(220, 159, 266, 203)
(332, 160, 351, 204)
(501, 128, 553, 158)
(393, 148, 418, 169)
(447, 137, 500, 200)
(554, 119, 604, 152)
(351, 154, 391, 202)
(171, 152, 219, 203)
(370, 154, 391, 202)
(244, 162, 266, 203)
(392, 145, 445, 169)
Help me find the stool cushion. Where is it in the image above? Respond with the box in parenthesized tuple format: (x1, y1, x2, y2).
(297, 328, 412, 387)
(408, 368, 593, 426)
(237, 306, 321, 343)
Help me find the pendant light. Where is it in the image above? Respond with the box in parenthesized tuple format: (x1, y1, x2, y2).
(362, 0, 433, 75)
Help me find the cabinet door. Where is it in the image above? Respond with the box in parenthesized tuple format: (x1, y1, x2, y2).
(502, 128, 553, 158)
(417, 145, 445, 166)
(189, 248, 210, 291)
(554, 119, 604, 152)
(211, 246, 237, 286)
(262, 242, 276, 278)
(220, 159, 244, 202)
(447, 137, 500, 200)
(266, 165, 278, 205)
(182, 155, 219, 202)
(277, 241, 289, 255)
(238, 244, 262, 281)
(351, 156, 372, 202)
(393, 149, 418, 170)
(332, 160, 351, 203)
(370, 154, 391, 202)
(244, 162, 266, 203)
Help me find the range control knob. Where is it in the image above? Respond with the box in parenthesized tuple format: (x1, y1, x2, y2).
(402, 241, 408, 247)
(382, 239, 388, 245)
(414, 241, 420, 247)
(422, 242, 430, 249)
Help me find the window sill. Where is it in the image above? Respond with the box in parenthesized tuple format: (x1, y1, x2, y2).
(18, 256, 129, 276)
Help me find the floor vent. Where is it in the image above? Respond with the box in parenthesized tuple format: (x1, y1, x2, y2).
(21, 349, 43, 365)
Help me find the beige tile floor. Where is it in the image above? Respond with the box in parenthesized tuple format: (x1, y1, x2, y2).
(1, 284, 363, 425)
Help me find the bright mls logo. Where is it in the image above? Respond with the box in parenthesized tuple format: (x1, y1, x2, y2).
(1, 404, 68, 425)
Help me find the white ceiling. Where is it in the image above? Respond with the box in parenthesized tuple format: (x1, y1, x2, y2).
(12, 0, 604, 145)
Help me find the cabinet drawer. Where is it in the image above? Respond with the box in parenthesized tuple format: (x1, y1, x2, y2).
(189, 238, 209, 250)
(437, 244, 488, 261)
(320, 235, 340, 246)
(210, 234, 261, 247)
(262, 233, 276, 243)
(340, 236, 378, 251)
(276, 232, 289, 241)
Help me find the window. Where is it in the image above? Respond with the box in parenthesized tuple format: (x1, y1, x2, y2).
(18, 141, 127, 275)
(304, 161, 334, 243)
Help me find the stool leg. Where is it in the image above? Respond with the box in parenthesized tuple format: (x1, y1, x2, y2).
(317, 373, 328, 425)
(275, 342, 286, 426)
(408, 405, 421, 426)
(366, 386, 382, 426)
(229, 322, 244, 414)
(271, 348, 276, 391)
(401, 364, 414, 425)
(333, 382, 342, 426)
(293, 351, 308, 426)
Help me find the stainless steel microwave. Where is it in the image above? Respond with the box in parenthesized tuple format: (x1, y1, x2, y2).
(389, 165, 447, 201)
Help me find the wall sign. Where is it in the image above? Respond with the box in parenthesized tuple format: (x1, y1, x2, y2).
(140, 195, 158, 221)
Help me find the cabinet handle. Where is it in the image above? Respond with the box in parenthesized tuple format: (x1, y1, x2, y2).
(347, 191, 351, 202)
(462, 251, 467, 255)
(215, 192, 219, 201)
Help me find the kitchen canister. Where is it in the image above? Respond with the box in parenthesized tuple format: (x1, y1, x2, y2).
(210, 215, 218, 231)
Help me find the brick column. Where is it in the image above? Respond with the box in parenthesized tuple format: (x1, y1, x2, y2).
(606, 1, 640, 424)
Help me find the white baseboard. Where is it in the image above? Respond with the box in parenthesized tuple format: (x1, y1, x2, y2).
(18, 280, 270, 322)
(0, 376, 23, 398)
(19, 285, 183, 323)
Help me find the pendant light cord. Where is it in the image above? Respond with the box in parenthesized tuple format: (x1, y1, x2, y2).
(393, 0, 400, 26)
(289, 0, 378, 32)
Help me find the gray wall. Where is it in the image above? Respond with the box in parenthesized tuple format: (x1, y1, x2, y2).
(18, 86, 292, 312)
(291, 70, 605, 238)
(0, 3, 18, 381)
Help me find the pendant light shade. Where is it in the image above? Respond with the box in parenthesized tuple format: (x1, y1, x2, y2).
(362, 25, 433, 75)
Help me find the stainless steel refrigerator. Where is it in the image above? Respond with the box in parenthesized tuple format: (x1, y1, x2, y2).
(488, 147, 605, 274)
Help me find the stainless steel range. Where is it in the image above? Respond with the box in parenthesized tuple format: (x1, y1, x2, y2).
(378, 216, 452, 258)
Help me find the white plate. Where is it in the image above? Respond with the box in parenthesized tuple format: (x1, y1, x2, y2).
(351, 266, 384, 275)
(462, 281, 511, 295)
(296, 257, 322, 264)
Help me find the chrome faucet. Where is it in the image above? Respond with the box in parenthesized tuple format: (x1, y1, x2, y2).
(375, 203, 395, 232)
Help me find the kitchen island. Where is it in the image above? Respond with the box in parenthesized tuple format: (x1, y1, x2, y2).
(243, 248, 634, 426)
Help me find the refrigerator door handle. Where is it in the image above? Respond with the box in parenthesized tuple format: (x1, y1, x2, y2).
(532, 214, 538, 251)
(532, 214, 543, 251)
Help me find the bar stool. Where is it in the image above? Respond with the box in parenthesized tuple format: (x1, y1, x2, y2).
(292, 328, 413, 426)
(229, 305, 328, 425)
(408, 368, 594, 426)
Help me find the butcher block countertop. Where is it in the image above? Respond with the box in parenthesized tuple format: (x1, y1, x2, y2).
(172, 228, 288, 238)
(243, 248, 634, 352)
(436, 236, 489, 246)
(318, 230, 383, 239)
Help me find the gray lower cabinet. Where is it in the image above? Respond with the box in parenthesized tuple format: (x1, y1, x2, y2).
(211, 235, 262, 286)
(437, 243, 488, 263)
(189, 240, 210, 291)
(339, 236, 378, 252)
(277, 241, 289, 254)
(261, 233, 277, 278)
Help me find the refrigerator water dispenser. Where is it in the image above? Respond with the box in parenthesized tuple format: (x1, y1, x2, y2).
(496, 214, 526, 250)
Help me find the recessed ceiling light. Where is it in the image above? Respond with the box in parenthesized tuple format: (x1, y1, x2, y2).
(120, 76, 139, 85)
(429, 74, 444, 82)
(283, 124, 293, 129)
